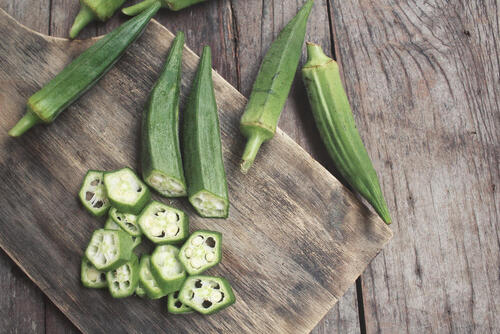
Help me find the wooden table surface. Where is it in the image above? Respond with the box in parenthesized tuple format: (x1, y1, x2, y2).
(0, 1, 498, 333)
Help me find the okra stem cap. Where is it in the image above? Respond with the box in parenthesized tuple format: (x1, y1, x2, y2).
(69, 5, 96, 39)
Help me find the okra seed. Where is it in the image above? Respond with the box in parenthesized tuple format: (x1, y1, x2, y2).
(192, 236, 204, 246)
(211, 291, 223, 303)
(175, 301, 182, 308)
(202, 300, 212, 308)
(185, 248, 192, 258)
(194, 279, 203, 288)
(90, 179, 100, 186)
(188, 290, 194, 299)
(191, 258, 202, 269)
(124, 281, 130, 287)
(205, 237, 216, 248)
(205, 253, 215, 262)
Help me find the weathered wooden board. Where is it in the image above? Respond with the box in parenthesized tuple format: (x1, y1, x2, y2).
(329, 0, 500, 333)
(0, 8, 392, 334)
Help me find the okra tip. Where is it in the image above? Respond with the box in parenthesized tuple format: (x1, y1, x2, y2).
(240, 133, 266, 174)
(122, 0, 159, 16)
(8, 112, 40, 137)
(69, 5, 96, 39)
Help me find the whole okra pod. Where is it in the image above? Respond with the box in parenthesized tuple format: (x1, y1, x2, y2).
(69, 0, 127, 39)
(301, 43, 392, 224)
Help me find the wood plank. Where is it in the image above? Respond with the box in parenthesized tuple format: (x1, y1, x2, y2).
(0, 9, 391, 334)
(0, 1, 49, 333)
(229, 2, 362, 332)
(329, 0, 500, 332)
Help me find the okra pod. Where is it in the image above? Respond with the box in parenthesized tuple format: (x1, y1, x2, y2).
(141, 32, 187, 197)
(178, 275, 235, 315)
(78, 170, 110, 217)
(122, 0, 207, 16)
(150, 245, 187, 294)
(104, 217, 142, 249)
(183, 46, 229, 218)
(85, 229, 133, 271)
(301, 43, 392, 224)
(109, 208, 142, 237)
(106, 253, 140, 298)
(8, 3, 161, 137)
(137, 201, 189, 245)
(138, 255, 168, 299)
(167, 291, 193, 314)
(239, 0, 313, 173)
(69, 0, 126, 39)
(178, 230, 222, 275)
(81, 256, 107, 288)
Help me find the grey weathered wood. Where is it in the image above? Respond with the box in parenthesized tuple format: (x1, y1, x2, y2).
(0, 1, 49, 333)
(329, 0, 500, 333)
(0, 9, 391, 334)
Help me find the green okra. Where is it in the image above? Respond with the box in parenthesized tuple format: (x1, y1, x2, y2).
(8, 3, 161, 137)
(122, 0, 207, 16)
(137, 201, 189, 245)
(141, 32, 187, 198)
(150, 245, 186, 294)
(135, 282, 147, 298)
(104, 217, 142, 249)
(106, 253, 140, 298)
(178, 275, 235, 315)
(239, 0, 313, 173)
(103, 167, 151, 215)
(81, 256, 107, 288)
(183, 46, 229, 218)
(178, 230, 222, 275)
(138, 255, 168, 299)
(69, 0, 127, 39)
(78, 170, 110, 217)
(167, 291, 193, 314)
(85, 229, 133, 271)
(301, 43, 392, 224)
(109, 207, 142, 237)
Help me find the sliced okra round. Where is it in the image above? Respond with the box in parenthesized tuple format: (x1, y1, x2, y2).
(139, 255, 167, 299)
(106, 253, 140, 298)
(138, 201, 188, 245)
(178, 275, 235, 315)
(109, 207, 142, 237)
(150, 245, 186, 294)
(78, 170, 110, 216)
(104, 217, 142, 250)
(135, 282, 147, 298)
(85, 229, 133, 271)
(178, 230, 222, 275)
(103, 167, 151, 214)
(167, 291, 193, 314)
(81, 256, 107, 289)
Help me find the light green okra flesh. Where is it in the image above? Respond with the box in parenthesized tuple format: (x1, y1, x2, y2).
(142, 32, 187, 197)
(183, 46, 229, 218)
(239, 0, 313, 173)
(301, 43, 392, 224)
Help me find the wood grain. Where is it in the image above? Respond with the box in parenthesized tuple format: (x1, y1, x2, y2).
(330, 0, 500, 332)
(0, 9, 392, 334)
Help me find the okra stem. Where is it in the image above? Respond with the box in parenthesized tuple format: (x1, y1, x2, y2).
(122, 0, 158, 16)
(69, 5, 96, 39)
(240, 132, 266, 174)
(8, 112, 40, 137)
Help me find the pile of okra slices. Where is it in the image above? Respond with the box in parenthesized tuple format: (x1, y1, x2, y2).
(79, 167, 235, 315)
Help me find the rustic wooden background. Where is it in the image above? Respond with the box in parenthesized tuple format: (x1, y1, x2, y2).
(0, 0, 498, 333)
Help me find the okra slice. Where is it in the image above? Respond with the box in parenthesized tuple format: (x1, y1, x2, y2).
(150, 245, 186, 294)
(106, 253, 140, 298)
(78, 170, 110, 216)
(109, 207, 142, 237)
(103, 167, 151, 214)
(85, 229, 133, 271)
(139, 255, 167, 299)
(138, 201, 188, 244)
(167, 291, 193, 314)
(178, 230, 222, 275)
(135, 282, 146, 298)
(104, 217, 142, 249)
(81, 256, 107, 288)
(178, 276, 235, 315)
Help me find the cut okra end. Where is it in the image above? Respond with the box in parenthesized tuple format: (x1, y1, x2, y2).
(146, 170, 187, 198)
(104, 217, 142, 250)
(139, 255, 168, 299)
(109, 207, 142, 237)
(178, 276, 235, 315)
(81, 257, 107, 289)
(178, 230, 222, 275)
(167, 291, 193, 314)
(138, 201, 188, 245)
(106, 253, 140, 298)
(78, 170, 110, 217)
(150, 245, 186, 294)
(135, 282, 147, 298)
(104, 167, 151, 215)
(189, 190, 228, 218)
(85, 229, 133, 271)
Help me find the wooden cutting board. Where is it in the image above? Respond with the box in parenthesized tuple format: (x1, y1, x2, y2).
(0, 9, 392, 334)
